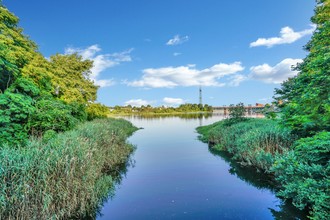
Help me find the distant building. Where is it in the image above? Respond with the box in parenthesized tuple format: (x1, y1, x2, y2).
(255, 103, 265, 107)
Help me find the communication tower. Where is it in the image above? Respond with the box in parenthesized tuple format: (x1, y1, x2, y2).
(199, 86, 202, 105)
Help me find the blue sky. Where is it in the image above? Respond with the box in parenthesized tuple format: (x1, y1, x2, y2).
(4, 0, 316, 107)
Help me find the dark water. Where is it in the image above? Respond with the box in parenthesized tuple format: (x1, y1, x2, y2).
(97, 114, 307, 220)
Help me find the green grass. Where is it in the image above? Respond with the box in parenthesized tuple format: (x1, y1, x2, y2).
(0, 118, 137, 219)
(197, 118, 295, 172)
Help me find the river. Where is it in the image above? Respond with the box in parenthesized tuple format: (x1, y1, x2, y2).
(97, 114, 307, 220)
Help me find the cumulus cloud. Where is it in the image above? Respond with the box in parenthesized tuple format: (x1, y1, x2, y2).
(173, 52, 182, 56)
(250, 58, 302, 83)
(163, 97, 185, 106)
(124, 99, 151, 107)
(250, 25, 316, 48)
(228, 74, 247, 86)
(166, 35, 189, 46)
(126, 62, 244, 88)
(65, 45, 133, 87)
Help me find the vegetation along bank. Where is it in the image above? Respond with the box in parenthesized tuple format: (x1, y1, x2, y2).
(0, 4, 137, 219)
(198, 1, 330, 219)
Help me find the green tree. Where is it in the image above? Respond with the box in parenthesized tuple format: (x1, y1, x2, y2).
(228, 102, 246, 124)
(50, 54, 98, 103)
(0, 6, 37, 92)
(275, 0, 330, 137)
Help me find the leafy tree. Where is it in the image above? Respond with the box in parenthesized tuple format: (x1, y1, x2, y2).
(227, 102, 246, 125)
(0, 5, 102, 145)
(0, 6, 37, 92)
(21, 54, 54, 94)
(50, 54, 98, 103)
(275, 0, 330, 137)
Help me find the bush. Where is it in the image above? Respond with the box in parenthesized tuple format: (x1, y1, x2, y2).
(28, 97, 80, 136)
(0, 118, 137, 219)
(86, 103, 110, 120)
(272, 132, 330, 219)
(0, 92, 36, 146)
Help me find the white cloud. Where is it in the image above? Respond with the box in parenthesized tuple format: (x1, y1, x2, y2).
(65, 45, 133, 87)
(250, 25, 316, 48)
(163, 97, 185, 106)
(126, 62, 244, 88)
(173, 52, 182, 56)
(250, 58, 302, 83)
(124, 99, 151, 107)
(166, 35, 189, 46)
(228, 74, 247, 86)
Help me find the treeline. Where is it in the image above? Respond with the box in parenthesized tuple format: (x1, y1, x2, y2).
(198, 1, 330, 219)
(111, 103, 213, 114)
(0, 5, 109, 146)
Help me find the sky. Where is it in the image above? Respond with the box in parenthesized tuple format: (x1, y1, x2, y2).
(4, 0, 316, 107)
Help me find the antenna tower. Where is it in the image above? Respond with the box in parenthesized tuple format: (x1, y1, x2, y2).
(199, 86, 202, 105)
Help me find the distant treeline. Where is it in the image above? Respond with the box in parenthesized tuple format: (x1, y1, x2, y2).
(110, 103, 213, 114)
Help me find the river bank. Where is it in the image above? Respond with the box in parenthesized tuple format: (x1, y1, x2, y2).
(196, 118, 294, 172)
(197, 117, 330, 219)
(0, 118, 137, 219)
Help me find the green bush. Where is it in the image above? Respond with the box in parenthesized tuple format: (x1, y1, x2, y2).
(86, 103, 110, 120)
(197, 118, 295, 172)
(0, 91, 36, 146)
(0, 118, 137, 219)
(28, 98, 81, 136)
(272, 132, 330, 219)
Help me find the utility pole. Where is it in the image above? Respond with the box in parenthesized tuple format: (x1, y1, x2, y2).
(199, 86, 202, 105)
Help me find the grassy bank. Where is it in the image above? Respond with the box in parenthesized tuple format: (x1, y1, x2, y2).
(197, 118, 330, 219)
(0, 118, 138, 219)
(197, 118, 295, 172)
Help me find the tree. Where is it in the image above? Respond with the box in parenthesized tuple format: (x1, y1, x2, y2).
(50, 54, 98, 104)
(228, 102, 246, 123)
(274, 0, 330, 137)
(0, 5, 101, 145)
(0, 6, 37, 92)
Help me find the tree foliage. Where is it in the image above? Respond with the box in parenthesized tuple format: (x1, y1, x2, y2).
(50, 53, 98, 103)
(275, 0, 330, 137)
(273, 1, 330, 218)
(0, 5, 103, 146)
(0, 6, 37, 92)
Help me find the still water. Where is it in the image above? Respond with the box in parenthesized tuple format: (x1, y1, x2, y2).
(97, 114, 306, 220)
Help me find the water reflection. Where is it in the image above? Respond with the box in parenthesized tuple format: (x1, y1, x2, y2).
(208, 148, 309, 220)
(80, 153, 136, 220)
(96, 114, 308, 219)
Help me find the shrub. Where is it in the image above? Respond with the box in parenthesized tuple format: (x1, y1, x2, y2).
(272, 132, 330, 219)
(28, 97, 80, 136)
(0, 92, 35, 146)
(86, 103, 110, 120)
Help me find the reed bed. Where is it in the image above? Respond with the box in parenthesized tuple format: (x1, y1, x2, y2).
(0, 118, 137, 219)
(197, 118, 295, 172)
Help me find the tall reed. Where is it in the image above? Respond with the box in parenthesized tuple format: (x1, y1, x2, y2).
(197, 118, 295, 172)
(0, 118, 137, 219)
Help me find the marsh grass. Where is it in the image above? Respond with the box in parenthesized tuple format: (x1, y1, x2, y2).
(0, 118, 137, 219)
(197, 118, 295, 172)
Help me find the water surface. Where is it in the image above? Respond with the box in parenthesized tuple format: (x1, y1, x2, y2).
(98, 114, 306, 219)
